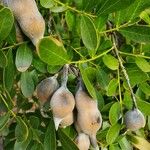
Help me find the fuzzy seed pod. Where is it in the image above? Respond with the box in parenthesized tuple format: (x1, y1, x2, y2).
(59, 112, 74, 128)
(124, 108, 145, 131)
(50, 64, 75, 130)
(3, 0, 45, 45)
(75, 78, 102, 149)
(36, 74, 59, 105)
(75, 133, 90, 150)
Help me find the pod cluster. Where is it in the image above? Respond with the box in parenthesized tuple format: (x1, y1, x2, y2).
(2, 0, 45, 45)
(36, 64, 102, 150)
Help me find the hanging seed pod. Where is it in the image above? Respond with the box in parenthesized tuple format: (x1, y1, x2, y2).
(75, 78, 102, 150)
(36, 74, 59, 105)
(59, 112, 74, 128)
(50, 64, 75, 130)
(124, 108, 145, 131)
(3, 0, 45, 46)
(75, 133, 90, 150)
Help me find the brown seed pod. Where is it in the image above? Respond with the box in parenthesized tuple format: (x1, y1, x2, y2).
(59, 112, 74, 128)
(4, 0, 45, 45)
(36, 74, 59, 105)
(75, 133, 90, 150)
(50, 64, 75, 130)
(75, 78, 102, 149)
(124, 108, 145, 131)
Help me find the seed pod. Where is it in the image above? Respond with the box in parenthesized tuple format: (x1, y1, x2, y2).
(4, 0, 45, 45)
(124, 108, 145, 131)
(36, 74, 59, 105)
(50, 64, 75, 130)
(59, 112, 74, 128)
(75, 133, 90, 150)
(75, 78, 102, 149)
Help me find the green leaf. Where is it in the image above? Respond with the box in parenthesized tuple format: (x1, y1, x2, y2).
(119, 26, 150, 43)
(126, 63, 149, 85)
(106, 123, 121, 145)
(107, 79, 118, 96)
(14, 129, 32, 150)
(118, 136, 133, 150)
(15, 116, 29, 142)
(96, 68, 110, 90)
(0, 7, 14, 41)
(40, 0, 55, 8)
(97, 0, 135, 15)
(0, 50, 7, 68)
(65, 11, 75, 31)
(15, 44, 33, 72)
(109, 102, 121, 125)
(0, 112, 10, 131)
(109, 144, 121, 150)
(103, 54, 119, 70)
(139, 82, 150, 96)
(51, 6, 67, 13)
(135, 57, 150, 72)
(116, 0, 150, 25)
(137, 100, 150, 116)
(79, 64, 97, 99)
(20, 71, 35, 98)
(29, 116, 40, 129)
(3, 49, 15, 91)
(58, 129, 79, 150)
(80, 15, 98, 52)
(37, 37, 70, 65)
(44, 118, 56, 150)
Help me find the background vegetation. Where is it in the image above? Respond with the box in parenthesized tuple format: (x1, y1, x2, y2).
(0, 0, 150, 149)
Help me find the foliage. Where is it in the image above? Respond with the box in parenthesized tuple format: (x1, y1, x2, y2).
(0, 0, 150, 149)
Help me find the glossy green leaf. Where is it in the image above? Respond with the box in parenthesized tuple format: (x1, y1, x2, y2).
(44, 118, 56, 150)
(0, 112, 10, 131)
(51, 6, 67, 13)
(109, 102, 121, 125)
(135, 57, 150, 72)
(107, 79, 118, 96)
(106, 123, 121, 144)
(0, 50, 7, 68)
(15, 116, 29, 142)
(3, 49, 15, 91)
(37, 37, 70, 65)
(20, 71, 35, 98)
(103, 54, 119, 70)
(15, 44, 33, 72)
(0, 7, 14, 41)
(119, 26, 150, 43)
(80, 15, 98, 51)
(58, 129, 79, 150)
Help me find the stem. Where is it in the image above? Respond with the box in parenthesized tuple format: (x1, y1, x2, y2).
(61, 64, 69, 87)
(113, 40, 138, 109)
(1, 41, 29, 51)
(119, 51, 150, 60)
(70, 46, 114, 64)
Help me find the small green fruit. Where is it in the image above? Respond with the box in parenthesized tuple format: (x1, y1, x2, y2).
(124, 108, 145, 131)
